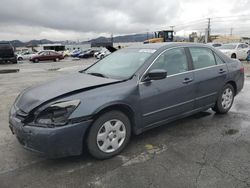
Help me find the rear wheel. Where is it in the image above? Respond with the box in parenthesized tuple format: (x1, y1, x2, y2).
(212, 84, 235, 114)
(54, 58, 60, 62)
(18, 57, 23, 61)
(87, 111, 131, 159)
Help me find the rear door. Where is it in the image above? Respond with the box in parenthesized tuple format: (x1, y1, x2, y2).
(139, 47, 195, 127)
(188, 47, 228, 108)
(40, 52, 49, 61)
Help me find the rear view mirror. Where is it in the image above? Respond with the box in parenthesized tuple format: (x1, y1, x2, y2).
(143, 69, 167, 82)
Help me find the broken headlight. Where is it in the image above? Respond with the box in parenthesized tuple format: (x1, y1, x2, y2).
(35, 100, 80, 127)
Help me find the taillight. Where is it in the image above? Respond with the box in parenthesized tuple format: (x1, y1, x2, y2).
(240, 67, 244, 73)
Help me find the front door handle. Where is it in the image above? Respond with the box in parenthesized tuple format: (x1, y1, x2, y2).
(219, 69, 226, 74)
(183, 78, 193, 84)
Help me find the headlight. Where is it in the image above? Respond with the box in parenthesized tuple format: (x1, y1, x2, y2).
(35, 100, 80, 127)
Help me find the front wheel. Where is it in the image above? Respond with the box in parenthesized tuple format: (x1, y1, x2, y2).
(212, 84, 235, 114)
(87, 111, 131, 159)
(33, 59, 39, 63)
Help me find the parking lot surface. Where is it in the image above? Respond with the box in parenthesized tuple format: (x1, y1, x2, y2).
(0, 59, 250, 188)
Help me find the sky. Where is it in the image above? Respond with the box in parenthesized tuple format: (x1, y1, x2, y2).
(0, 0, 250, 41)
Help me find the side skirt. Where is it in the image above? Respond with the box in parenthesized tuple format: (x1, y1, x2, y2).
(134, 103, 215, 135)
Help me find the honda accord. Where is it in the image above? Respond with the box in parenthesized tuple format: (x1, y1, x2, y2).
(9, 43, 244, 159)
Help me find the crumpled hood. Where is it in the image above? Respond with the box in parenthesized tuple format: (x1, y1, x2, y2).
(15, 73, 119, 113)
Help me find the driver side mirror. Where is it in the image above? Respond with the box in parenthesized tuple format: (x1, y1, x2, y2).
(143, 69, 167, 82)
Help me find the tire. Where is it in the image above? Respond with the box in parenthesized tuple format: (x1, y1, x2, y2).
(87, 110, 131, 159)
(54, 58, 60, 62)
(33, 59, 39, 63)
(18, 57, 23, 61)
(100, 55, 104, 59)
(231, 53, 236, 59)
(212, 84, 235, 114)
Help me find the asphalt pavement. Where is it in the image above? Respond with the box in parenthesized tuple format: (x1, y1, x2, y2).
(0, 59, 250, 188)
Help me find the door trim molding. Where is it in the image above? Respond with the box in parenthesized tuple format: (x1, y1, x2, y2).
(143, 99, 195, 117)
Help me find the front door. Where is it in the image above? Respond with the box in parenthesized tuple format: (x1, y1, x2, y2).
(139, 47, 195, 127)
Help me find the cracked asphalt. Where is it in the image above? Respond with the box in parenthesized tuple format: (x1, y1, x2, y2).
(0, 59, 250, 188)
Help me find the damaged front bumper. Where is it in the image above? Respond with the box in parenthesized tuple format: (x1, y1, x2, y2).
(9, 115, 92, 158)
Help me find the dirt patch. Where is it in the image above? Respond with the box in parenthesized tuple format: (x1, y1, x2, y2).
(223, 129, 239, 136)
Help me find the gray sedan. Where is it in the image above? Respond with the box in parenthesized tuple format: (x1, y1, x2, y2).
(9, 43, 244, 159)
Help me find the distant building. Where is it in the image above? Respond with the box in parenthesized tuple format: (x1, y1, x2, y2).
(212, 35, 250, 44)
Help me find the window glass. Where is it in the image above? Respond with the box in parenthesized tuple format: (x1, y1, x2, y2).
(238, 44, 244, 49)
(150, 48, 188, 76)
(85, 48, 154, 79)
(242, 44, 249, 48)
(189, 47, 216, 69)
(214, 53, 224, 64)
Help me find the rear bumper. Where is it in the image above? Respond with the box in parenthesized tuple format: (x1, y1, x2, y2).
(0, 57, 17, 63)
(235, 73, 244, 95)
(9, 117, 92, 158)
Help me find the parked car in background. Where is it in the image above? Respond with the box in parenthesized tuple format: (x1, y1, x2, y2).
(247, 52, 250, 62)
(30, 50, 64, 63)
(10, 43, 244, 159)
(207, 43, 222, 48)
(78, 49, 98, 58)
(94, 48, 107, 58)
(17, 51, 36, 61)
(0, 42, 17, 64)
(96, 49, 111, 59)
(63, 50, 71, 57)
(218, 43, 250, 59)
(71, 50, 82, 58)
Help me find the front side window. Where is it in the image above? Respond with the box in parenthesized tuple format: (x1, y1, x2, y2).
(189, 47, 216, 69)
(150, 48, 189, 76)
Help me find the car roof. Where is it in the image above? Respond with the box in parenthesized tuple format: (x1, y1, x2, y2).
(126, 42, 213, 50)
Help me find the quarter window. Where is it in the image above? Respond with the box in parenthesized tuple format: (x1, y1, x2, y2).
(214, 53, 224, 64)
(189, 47, 216, 69)
(150, 48, 188, 76)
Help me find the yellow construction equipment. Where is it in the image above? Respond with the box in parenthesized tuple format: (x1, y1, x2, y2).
(144, 30, 174, 44)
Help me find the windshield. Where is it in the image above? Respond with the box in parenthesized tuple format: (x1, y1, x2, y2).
(219, 44, 237, 50)
(85, 48, 155, 79)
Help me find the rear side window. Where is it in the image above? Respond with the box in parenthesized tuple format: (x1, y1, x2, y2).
(189, 47, 216, 69)
(150, 48, 188, 76)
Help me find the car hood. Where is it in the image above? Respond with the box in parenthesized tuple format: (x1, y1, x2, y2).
(15, 73, 120, 113)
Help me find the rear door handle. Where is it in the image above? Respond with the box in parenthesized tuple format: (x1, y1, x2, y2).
(219, 69, 226, 74)
(183, 78, 193, 84)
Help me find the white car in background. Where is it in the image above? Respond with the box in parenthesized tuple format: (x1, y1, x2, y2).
(207, 43, 222, 48)
(96, 49, 111, 59)
(218, 43, 250, 60)
(17, 51, 36, 61)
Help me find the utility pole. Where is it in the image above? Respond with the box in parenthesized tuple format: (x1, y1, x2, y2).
(230, 28, 233, 36)
(206, 18, 211, 43)
(111, 33, 113, 47)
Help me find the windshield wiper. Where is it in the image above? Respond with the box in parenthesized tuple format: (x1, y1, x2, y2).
(87, 72, 109, 78)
